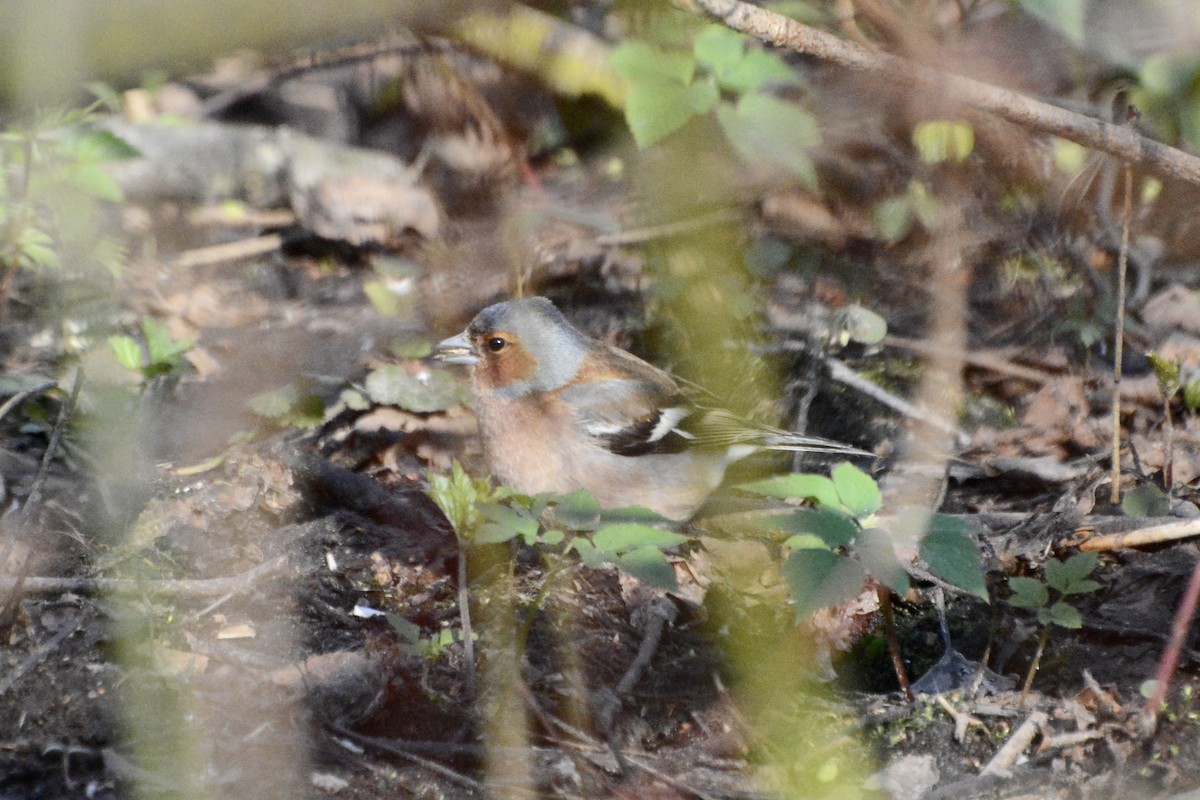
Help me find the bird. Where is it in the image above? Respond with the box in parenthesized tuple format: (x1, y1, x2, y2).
(435, 296, 871, 520)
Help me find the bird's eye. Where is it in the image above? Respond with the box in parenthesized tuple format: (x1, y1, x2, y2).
(487, 337, 507, 352)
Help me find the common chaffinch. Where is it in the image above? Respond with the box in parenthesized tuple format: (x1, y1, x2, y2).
(436, 296, 869, 520)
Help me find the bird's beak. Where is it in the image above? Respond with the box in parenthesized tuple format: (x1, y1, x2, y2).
(434, 332, 478, 365)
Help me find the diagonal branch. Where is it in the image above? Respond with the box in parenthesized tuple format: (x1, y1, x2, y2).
(689, 0, 1200, 186)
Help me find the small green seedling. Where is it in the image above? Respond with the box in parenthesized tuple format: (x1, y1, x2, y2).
(108, 317, 194, 384)
(389, 614, 474, 661)
(246, 383, 326, 429)
(473, 488, 686, 591)
(0, 108, 134, 305)
(1008, 551, 1102, 700)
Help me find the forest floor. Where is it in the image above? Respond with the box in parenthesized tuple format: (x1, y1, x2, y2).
(3, 10, 1200, 800)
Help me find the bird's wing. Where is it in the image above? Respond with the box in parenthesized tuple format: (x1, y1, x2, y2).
(556, 344, 698, 456)
(558, 343, 874, 460)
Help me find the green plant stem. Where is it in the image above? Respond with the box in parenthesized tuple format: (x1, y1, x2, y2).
(1162, 390, 1175, 491)
(458, 544, 475, 698)
(1019, 625, 1050, 707)
(516, 558, 569, 656)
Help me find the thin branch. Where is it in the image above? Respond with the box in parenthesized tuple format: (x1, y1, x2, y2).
(1142, 550, 1200, 734)
(688, 0, 1200, 186)
(1111, 165, 1132, 504)
(1076, 517, 1200, 552)
(0, 554, 291, 597)
(21, 367, 82, 524)
(0, 380, 55, 425)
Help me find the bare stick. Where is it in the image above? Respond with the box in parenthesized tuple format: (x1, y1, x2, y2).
(0, 614, 85, 698)
(0, 380, 55, 425)
(1077, 518, 1200, 552)
(22, 367, 82, 523)
(0, 554, 290, 597)
(879, 586, 913, 702)
(689, 0, 1200, 186)
(1110, 165, 1132, 504)
(980, 711, 1047, 777)
(172, 233, 283, 269)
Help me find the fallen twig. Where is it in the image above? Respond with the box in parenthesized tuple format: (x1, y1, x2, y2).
(0, 613, 85, 698)
(0, 554, 290, 597)
(1076, 518, 1200, 552)
(0, 380, 56, 425)
(934, 693, 982, 743)
(883, 335, 1052, 386)
(689, 0, 1200, 186)
(824, 356, 966, 444)
(980, 710, 1047, 777)
(172, 233, 284, 268)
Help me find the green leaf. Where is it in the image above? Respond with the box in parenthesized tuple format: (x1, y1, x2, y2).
(66, 163, 123, 201)
(1121, 483, 1170, 518)
(616, 546, 677, 590)
(1044, 601, 1083, 629)
(1044, 552, 1100, 595)
(830, 303, 887, 346)
(831, 462, 881, 517)
(17, 227, 60, 271)
(1059, 551, 1099, 583)
(341, 388, 370, 411)
(1062, 579, 1101, 596)
(873, 195, 914, 242)
(1146, 351, 1181, 394)
(474, 522, 522, 545)
(363, 279, 405, 317)
(857, 527, 909, 593)
(611, 41, 695, 84)
(592, 523, 687, 555)
(425, 461, 497, 539)
(717, 94, 819, 184)
(1008, 576, 1049, 608)
(247, 387, 295, 419)
(693, 24, 746, 79)
(142, 317, 191, 362)
(552, 489, 602, 530)
(541, 529, 565, 546)
(599, 505, 671, 526)
(1184, 380, 1200, 412)
(280, 393, 325, 428)
(920, 526, 987, 600)
(246, 385, 324, 428)
(740, 473, 839, 508)
(364, 365, 470, 413)
(68, 127, 140, 160)
(764, 507, 857, 548)
(722, 49, 800, 93)
(784, 533, 830, 550)
(108, 335, 143, 371)
(912, 120, 975, 164)
(782, 549, 866, 618)
(479, 503, 539, 542)
(624, 78, 717, 148)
